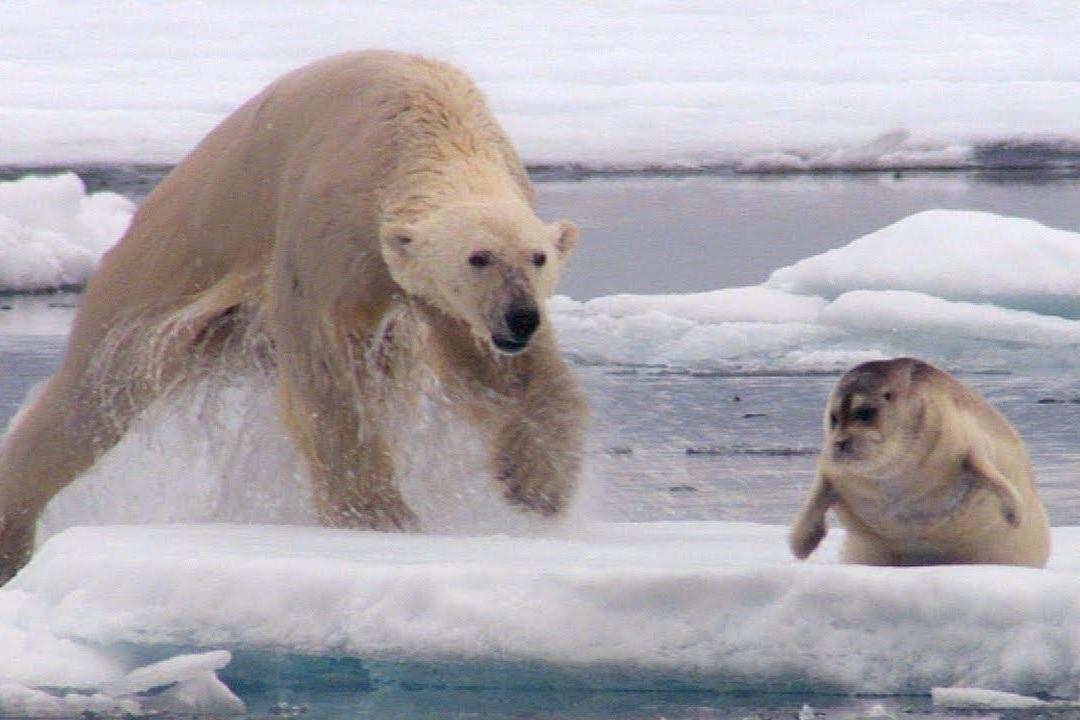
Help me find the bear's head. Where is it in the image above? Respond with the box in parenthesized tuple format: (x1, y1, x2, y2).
(379, 200, 578, 355)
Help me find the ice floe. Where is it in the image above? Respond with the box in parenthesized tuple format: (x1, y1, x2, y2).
(4, 522, 1080, 712)
(3, 3, 1080, 168)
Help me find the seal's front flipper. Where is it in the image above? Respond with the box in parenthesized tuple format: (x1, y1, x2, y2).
(789, 473, 836, 560)
(964, 450, 1023, 527)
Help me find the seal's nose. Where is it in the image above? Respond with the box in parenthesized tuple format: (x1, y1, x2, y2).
(505, 304, 540, 341)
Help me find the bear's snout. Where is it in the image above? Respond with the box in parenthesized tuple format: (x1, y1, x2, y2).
(491, 301, 541, 354)
(506, 304, 540, 341)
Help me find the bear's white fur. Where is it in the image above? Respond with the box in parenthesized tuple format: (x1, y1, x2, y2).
(0, 51, 588, 583)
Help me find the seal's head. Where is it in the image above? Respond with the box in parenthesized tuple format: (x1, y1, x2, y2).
(823, 357, 933, 467)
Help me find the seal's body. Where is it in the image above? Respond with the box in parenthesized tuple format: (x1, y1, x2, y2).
(789, 357, 1049, 568)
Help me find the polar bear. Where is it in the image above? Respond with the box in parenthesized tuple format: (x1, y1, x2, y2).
(0, 51, 587, 583)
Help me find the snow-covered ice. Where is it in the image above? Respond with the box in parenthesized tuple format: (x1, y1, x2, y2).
(551, 210, 1080, 374)
(766, 210, 1080, 310)
(3, 2, 1080, 168)
(5, 521, 1080, 714)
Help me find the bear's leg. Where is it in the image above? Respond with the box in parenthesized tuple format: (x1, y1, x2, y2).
(0, 377, 79, 583)
(0, 274, 258, 584)
(276, 371, 419, 531)
(0, 513, 34, 585)
(489, 355, 587, 517)
(0, 370, 126, 583)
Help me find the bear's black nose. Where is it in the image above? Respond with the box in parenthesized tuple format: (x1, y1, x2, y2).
(505, 304, 540, 341)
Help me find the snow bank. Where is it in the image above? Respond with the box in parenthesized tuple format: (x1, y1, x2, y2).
(0, 173, 132, 292)
(766, 210, 1080, 313)
(3, 2, 1080, 167)
(5, 522, 1080, 706)
(548, 288, 838, 371)
(820, 290, 1080, 346)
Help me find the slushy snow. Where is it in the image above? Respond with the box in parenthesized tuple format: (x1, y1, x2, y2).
(0, 648, 242, 718)
(3, 2, 1080, 167)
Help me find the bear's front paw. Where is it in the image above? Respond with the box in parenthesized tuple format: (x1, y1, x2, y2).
(328, 495, 421, 532)
(370, 499, 421, 532)
(496, 469, 563, 516)
(506, 485, 562, 516)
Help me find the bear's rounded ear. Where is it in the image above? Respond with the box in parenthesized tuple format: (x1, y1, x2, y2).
(551, 219, 579, 259)
(379, 222, 416, 258)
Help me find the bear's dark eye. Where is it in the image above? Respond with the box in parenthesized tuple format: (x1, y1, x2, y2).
(854, 406, 878, 424)
(829, 412, 838, 429)
(468, 251, 492, 268)
(532, 252, 547, 268)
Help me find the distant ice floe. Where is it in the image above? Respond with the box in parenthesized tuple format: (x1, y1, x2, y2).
(766, 209, 1080, 312)
(5, 522, 1080, 712)
(931, 687, 1065, 710)
(4, 4, 1080, 168)
(0, 173, 133, 292)
(736, 130, 972, 173)
(552, 209, 1080, 374)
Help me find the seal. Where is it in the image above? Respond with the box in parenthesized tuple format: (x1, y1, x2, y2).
(789, 357, 1050, 567)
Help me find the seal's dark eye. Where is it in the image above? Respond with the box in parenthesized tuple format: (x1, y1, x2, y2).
(829, 412, 838, 429)
(532, 252, 547, 268)
(468, 251, 492, 268)
(883, 391, 893, 401)
(854, 406, 878, 423)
